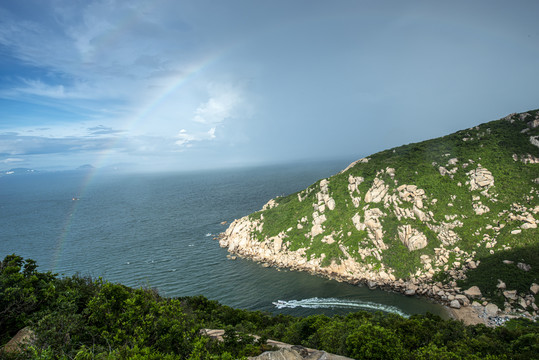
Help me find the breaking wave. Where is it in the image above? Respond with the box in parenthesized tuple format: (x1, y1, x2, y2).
(273, 297, 409, 318)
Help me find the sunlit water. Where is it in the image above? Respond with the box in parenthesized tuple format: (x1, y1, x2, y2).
(0, 162, 448, 318)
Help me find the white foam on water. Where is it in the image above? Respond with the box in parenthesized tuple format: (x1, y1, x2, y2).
(273, 297, 409, 318)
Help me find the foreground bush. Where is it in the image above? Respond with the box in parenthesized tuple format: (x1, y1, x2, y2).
(1, 254, 539, 359)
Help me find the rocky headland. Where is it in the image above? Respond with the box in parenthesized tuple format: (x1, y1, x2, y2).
(219, 110, 539, 326)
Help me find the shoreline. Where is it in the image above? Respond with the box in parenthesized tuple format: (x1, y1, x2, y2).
(236, 248, 498, 326)
(218, 222, 536, 327)
(446, 305, 487, 326)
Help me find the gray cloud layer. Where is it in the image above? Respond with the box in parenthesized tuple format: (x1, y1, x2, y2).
(1, 0, 538, 171)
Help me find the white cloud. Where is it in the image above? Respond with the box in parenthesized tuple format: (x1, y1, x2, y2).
(1, 157, 24, 164)
(192, 85, 242, 125)
(175, 129, 195, 147)
(11, 79, 88, 99)
(174, 127, 219, 148)
(170, 82, 247, 149)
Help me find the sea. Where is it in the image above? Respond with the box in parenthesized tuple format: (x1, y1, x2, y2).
(0, 161, 448, 318)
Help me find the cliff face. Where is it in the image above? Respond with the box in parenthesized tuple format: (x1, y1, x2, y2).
(219, 110, 539, 314)
(220, 213, 396, 285)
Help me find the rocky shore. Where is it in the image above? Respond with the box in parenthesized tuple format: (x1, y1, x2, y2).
(218, 215, 538, 327)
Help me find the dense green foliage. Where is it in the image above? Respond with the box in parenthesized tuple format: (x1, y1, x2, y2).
(0, 255, 265, 359)
(0, 255, 57, 345)
(2, 255, 539, 359)
(457, 244, 539, 308)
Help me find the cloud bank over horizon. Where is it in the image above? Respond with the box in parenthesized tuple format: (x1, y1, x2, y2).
(1, 0, 538, 172)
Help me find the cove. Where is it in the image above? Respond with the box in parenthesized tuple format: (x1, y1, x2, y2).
(0, 161, 449, 319)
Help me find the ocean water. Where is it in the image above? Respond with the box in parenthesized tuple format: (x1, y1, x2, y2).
(0, 161, 448, 318)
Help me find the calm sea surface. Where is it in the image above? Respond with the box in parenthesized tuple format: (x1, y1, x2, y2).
(0, 162, 448, 318)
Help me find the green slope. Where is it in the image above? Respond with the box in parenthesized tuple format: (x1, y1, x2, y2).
(223, 110, 539, 310)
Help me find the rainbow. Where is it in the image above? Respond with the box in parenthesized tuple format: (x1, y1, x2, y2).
(51, 165, 97, 272)
(52, 0, 246, 271)
(132, 50, 228, 128)
(52, 45, 232, 272)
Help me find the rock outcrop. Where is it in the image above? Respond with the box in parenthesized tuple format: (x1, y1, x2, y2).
(464, 286, 482, 298)
(202, 329, 353, 360)
(398, 225, 428, 251)
(1, 327, 35, 354)
(364, 178, 388, 203)
(249, 348, 352, 360)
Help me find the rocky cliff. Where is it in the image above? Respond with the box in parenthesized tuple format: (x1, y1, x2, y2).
(219, 110, 539, 319)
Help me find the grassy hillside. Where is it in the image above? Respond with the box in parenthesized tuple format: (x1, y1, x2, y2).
(226, 110, 539, 310)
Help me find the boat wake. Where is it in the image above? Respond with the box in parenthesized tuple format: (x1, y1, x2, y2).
(272, 297, 409, 317)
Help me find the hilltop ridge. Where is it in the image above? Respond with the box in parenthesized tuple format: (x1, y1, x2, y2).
(220, 110, 539, 323)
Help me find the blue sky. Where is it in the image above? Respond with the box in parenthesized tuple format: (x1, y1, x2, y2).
(1, 0, 538, 172)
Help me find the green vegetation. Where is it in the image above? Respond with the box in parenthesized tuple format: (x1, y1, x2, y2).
(0, 255, 266, 359)
(239, 110, 539, 307)
(457, 244, 539, 309)
(2, 254, 539, 359)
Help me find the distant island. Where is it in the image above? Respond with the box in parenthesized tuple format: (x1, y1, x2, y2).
(220, 110, 539, 326)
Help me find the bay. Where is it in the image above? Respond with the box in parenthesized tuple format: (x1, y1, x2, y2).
(0, 161, 448, 318)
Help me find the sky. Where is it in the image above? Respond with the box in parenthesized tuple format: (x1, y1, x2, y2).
(1, 0, 538, 172)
